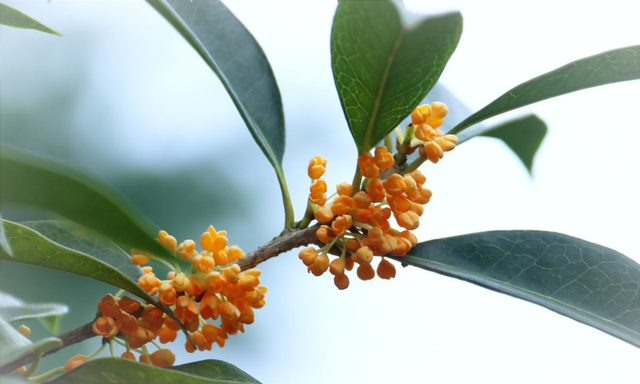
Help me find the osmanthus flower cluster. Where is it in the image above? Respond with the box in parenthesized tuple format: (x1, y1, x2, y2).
(65, 227, 266, 371)
(300, 103, 457, 289)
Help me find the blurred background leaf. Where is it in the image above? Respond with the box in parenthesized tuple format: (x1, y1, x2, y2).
(0, 3, 61, 36)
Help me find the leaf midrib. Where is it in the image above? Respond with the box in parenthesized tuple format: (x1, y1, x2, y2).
(402, 254, 640, 339)
(361, 30, 405, 153)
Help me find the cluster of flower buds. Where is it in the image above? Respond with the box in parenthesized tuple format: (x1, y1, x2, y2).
(300, 103, 457, 289)
(79, 226, 265, 370)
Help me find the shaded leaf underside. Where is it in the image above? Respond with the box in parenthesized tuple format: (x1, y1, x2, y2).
(394, 230, 640, 347)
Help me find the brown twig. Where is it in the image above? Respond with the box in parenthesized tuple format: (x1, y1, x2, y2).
(0, 225, 322, 373)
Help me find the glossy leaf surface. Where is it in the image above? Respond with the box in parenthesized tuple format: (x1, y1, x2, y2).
(331, 0, 462, 153)
(450, 46, 640, 133)
(50, 358, 260, 384)
(395, 230, 640, 347)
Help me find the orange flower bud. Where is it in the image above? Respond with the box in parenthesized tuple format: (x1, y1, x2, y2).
(309, 253, 330, 276)
(411, 104, 431, 125)
(308, 156, 327, 179)
(353, 246, 373, 265)
(329, 258, 345, 275)
(408, 170, 426, 188)
(158, 230, 177, 253)
(414, 124, 436, 141)
(213, 249, 229, 266)
(200, 225, 228, 253)
(396, 211, 420, 230)
(366, 178, 385, 201)
(141, 266, 154, 276)
(353, 191, 372, 208)
(352, 207, 374, 223)
(65, 355, 87, 372)
(388, 195, 412, 213)
(121, 351, 136, 360)
(151, 349, 175, 367)
(310, 179, 328, 195)
(316, 225, 335, 243)
(177, 239, 196, 261)
(227, 245, 244, 262)
(410, 202, 424, 216)
(421, 141, 444, 163)
(171, 272, 191, 293)
(336, 182, 353, 196)
(374, 146, 395, 171)
(141, 306, 164, 331)
(399, 230, 418, 247)
(411, 188, 432, 205)
(92, 317, 118, 338)
(118, 296, 141, 314)
(430, 101, 449, 119)
(344, 256, 355, 271)
(158, 283, 177, 306)
(314, 206, 334, 223)
(436, 134, 458, 152)
(331, 195, 355, 216)
(357, 263, 375, 280)
(192, 254, 215, 274)
(138, 274, 161, 296)
(377, 258, 397, 279)
(97, 294, 121, 318)
(18, 325, 30, 337)
(299, 247, 318, 266)
(334, 273, 350, 290)
(116, 312, 138, 335)
(223, 264, 241, 285)
(331, 215, 353, 237)
(383, 174, 405, 196)
(219, 301, 241, 321)
(358, 152, 379, 178)
(139, 354, 151, 364)
(204, 271, 227, 292)
(379, 235, 398, 254)
(131, 250, 150, 265)
(345, 239, 360, 253)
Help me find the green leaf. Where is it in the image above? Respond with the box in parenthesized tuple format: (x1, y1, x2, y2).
(450, 46, 640, 134)
(476, 115, 548, 174)
(0, 3, 62, 36)
(394, 231, 640, 347)
(23, 221, 143, 283)
(146, 0, 294, 227)
(50, 358, 260, 384)
(0, 291, 68, 334)
(0, 213, 12, 256)
(331, 0, 462, 153)
(0, 220, 192, 345)
(0, 317, 62, 369)
(0, 147, 173, 260)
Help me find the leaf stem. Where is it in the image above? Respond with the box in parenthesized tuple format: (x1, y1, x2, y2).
(296, 200, 315, 229)
(351, 165, 362, 194)
(28, 367, 65, 383)
(384, 132, 394, 152)
(276, 168, 295, 229)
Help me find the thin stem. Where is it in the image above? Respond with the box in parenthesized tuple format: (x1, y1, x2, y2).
(351, 165, 362, 194)
(402, 156, 427, 174)
(150, 339, 162, 350)
(275, 167, 296, 229)
(28, 367, 65, 383)
(109, 339, 116, 357)
(19, 354, 40, 378)
(87, 341, 107, 360)
(150, 255, 178, 274)
(296, 200, 315, 229)
(395, 124, 415, 166)
(384, 132, 394, 152)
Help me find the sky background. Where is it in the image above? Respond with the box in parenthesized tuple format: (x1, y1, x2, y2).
(1, 0, 639, 383)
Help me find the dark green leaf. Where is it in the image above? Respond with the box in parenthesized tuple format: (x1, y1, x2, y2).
(393, 231, 640, 347)
(0, 147, 174, 260)
(0, 220, 192, 346)
(24, 221, 143, 282)
(476, 115, 548, 174)
(0, 213, 11, 256)
(50, 358, 260, 384)
(331, 0, 462, 153)
(0, 291, 68, 334)
(145, 0, 290, 209)
(170, 360, 259, 383)
(0, 3, 62, 36)
(450, 46, 640, 134)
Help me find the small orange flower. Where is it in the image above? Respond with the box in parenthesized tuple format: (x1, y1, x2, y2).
(65, 355, 87, 372)
(411, 104, 431, 125)
(358, 152, 379, 178)
(151, 349, 175, 367)
(92, 317, 118, 338)
(308, 156, 327, 179)
(374, 146, 395, 171)
(331, 215, 353, 237)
